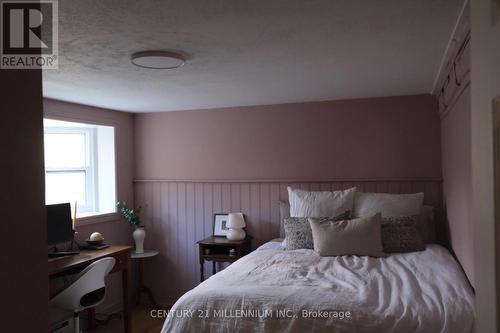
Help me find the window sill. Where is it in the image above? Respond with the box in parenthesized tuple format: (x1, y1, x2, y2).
(76, 212, 120, 227)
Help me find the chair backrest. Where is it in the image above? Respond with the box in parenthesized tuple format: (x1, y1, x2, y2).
(50, 257, 116, 312)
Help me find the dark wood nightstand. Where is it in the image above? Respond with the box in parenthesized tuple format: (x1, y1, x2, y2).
(197, 236, 251, 282)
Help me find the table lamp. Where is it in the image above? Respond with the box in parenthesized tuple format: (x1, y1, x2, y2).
(226, 213, 246, 240)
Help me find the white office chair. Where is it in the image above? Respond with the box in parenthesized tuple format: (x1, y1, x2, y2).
(50, 257, 116, 333)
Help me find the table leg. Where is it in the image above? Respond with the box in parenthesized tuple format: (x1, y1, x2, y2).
(136, 260, 159, 307)
(123, 257, 131, 333)
(87, 308, 96, 330)
(136, 260, 142, 305)
(212, 261, 216, 275)
(199, 244, 205, 282)
(141, 285, 159, 308)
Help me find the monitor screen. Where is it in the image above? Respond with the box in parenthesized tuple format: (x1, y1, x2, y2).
(46, 203, 74, 245)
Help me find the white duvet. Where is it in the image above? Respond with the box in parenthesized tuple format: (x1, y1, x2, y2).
(161, 241, 474, 333)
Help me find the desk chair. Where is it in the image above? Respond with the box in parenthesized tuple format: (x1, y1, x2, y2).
(50, 257, 115, 333)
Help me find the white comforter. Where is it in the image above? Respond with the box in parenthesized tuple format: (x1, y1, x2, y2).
(161, 241, 474, 333)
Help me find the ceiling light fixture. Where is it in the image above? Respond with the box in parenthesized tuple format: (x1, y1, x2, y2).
(131, 50, 186, 69)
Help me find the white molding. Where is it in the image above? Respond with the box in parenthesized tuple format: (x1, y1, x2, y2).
(133, 177, 443, 184)
(75, 212, 120, 227)
(44, 111, 120, 128)
(431, 0, 470, 94)
(438, 80, 471, 120)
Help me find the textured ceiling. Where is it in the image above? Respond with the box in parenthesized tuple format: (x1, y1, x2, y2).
(42, 0, 462, 112)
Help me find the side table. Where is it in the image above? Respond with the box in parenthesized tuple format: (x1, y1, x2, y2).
(197, 236, 251, 282)
(130, 250, 159, 308)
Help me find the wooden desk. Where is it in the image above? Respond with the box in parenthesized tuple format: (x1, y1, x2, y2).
(48, 245, 132, 333)
(197, 236, 251, 282)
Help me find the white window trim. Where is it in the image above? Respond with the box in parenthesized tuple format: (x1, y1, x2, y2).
(44, 126, 98, 213)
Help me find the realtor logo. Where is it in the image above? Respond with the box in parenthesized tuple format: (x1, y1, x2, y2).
(1, 0, 58, 69)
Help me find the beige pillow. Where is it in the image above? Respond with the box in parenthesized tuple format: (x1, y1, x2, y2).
(287, 187, 356, 218)
(353, 192, 424, 218)
(309, 213, 385, 257)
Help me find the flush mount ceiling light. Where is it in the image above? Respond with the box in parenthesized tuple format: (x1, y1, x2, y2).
(131, 50, 186, 69)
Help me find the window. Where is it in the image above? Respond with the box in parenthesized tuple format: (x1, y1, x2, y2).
(44, 119, 116, 217)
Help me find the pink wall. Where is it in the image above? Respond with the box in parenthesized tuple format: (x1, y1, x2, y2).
(471, 0, 500, 330)
(440, 88, 473, 286)
(434, 7, 474, 286)
(134, 95, 442, 181)
(1, 69, 48, 332)
(133, 95, 443, 304)
(44, 99, 135, 324)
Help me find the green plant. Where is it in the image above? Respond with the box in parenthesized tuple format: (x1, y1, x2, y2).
(116, 201, 142, 229)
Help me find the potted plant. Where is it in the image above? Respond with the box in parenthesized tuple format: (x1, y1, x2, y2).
(117, 201, 145, 253)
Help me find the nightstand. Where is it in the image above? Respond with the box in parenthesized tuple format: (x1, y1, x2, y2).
(197, 236, 251, 282)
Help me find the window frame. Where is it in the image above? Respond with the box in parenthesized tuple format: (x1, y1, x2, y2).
(44, 126, 98, 213)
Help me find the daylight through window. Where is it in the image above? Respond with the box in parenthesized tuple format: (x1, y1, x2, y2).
(44, 118, 116, 217)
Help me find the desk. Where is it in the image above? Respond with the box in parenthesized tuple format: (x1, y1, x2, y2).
(48, 245, 132, 333)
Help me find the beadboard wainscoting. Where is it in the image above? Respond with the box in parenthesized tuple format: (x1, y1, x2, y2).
(134, 179, 442, 305)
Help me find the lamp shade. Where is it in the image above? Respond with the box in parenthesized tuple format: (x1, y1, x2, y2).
(227, 213, 246, 228)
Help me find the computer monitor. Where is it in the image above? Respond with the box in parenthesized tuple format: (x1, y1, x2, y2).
(46, 203, 74, 245)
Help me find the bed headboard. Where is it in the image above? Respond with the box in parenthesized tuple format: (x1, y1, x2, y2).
(135, 177, 444, 247)
(134, 177, 443, 303)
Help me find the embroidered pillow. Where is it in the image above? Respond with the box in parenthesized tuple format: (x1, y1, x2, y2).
(284, 210, 351, 250)
(381, 215, 426, 253)
(308, 213, 386, 257)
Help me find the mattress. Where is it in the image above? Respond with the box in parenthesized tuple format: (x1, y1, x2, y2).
(161, 240, 474, 333)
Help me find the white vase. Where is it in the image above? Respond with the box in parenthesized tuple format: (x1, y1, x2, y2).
(133, 227, 145, 254)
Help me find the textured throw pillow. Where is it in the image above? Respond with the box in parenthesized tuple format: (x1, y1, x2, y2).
(381, 215, 426, 253)
(353, 192, 424, 218)
(279, 201, 291, 238)
(308, 213, 386, 257)
(287, 187, 356, 217)
(284, 211, 351, 250)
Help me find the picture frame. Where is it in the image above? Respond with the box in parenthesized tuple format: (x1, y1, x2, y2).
(213, 214, 230, 237)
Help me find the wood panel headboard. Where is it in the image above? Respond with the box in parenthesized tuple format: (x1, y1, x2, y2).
(134, 177, 443, 304)
(135, 178, 443, 245)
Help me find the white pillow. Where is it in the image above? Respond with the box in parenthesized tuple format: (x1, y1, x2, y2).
(353, 192, 424, 218)
(287, 187, 356, 218)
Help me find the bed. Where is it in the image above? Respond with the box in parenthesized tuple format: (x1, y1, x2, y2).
(161, 239, 474, 333)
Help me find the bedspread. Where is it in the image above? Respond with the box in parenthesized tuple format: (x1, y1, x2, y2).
(161, 241, 474, 333)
